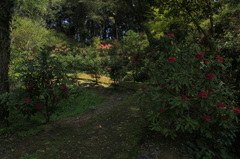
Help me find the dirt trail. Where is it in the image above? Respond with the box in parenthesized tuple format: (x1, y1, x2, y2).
(0, 85, 140, 159)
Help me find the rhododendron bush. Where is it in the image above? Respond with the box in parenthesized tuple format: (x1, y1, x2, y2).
(16, 49, 70, 122)
(137, 34, 239, 155)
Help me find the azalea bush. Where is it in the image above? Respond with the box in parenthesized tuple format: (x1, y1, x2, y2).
(16, 49, 69, 122)
(137, 34, 240, 158)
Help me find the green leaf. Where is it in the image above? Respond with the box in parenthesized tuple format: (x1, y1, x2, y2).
(176, 124, 181, 131)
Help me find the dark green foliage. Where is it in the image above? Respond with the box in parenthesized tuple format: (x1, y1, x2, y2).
(137, 34, 239, 158)
(15, 49, 69, 122)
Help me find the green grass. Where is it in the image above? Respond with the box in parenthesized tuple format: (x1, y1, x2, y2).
(0, 86, 104, 138)
(51, 88, 104, 120)
(0, 86, 147, 159)
(9, 94, 145, 159)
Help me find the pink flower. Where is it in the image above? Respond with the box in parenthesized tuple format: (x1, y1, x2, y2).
(216, 56, 224, 62)
(62, 86, 68, 92)
(198, 92, 208, 98)
(196, 52, 204, 59)
(158, 109, 165, 113)
(203, 115, 211, 121)
(233, 108, 240, 114)
(168, 57, 176, 62)
(36, 105, 43, 110)
(217, 102, 224, 108)
(204, 61, 209, 65)
(182, 95, 187, 101)
(129, 56, 133, 58)
(208, 89, 214, 93)
(24, 98, 31, 103)
(206, 73, 215, 79)
(167, 33, 175, 37)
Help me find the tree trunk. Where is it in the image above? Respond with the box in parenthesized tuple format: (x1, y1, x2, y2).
(0, 0, 13, 127)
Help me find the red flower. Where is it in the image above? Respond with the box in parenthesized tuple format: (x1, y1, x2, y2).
(216, 56, 224, 62)
(206, 73, 215, 79)
(56, 98, 61, 102)
(182, 95, 187, 101)
(196, 52, 204, 59)
(204, 61, 209, 65)
(28, 86, 33, 89)
(150, 49, 155, 52)
(24, 98, 31, 103)
(160, 84, 166, 88)
(36, 105, 43, 110)
(158, 108, 165, 113)
(141, 87, 147, 91)
(48, 84, 53, 88)
(233, 108, 240, 114)
(217, 102, 224, 108)
(129, 56, 133, 58)
(203, 115, 211, 121)
(168, 57, 176, 62)
(167, 33, 175, 37)
(208, 89, 214, 93)
(122, 54, 125, 57)
(49, 90, 53, 94)
(62, 86, 68, 92)
(198, 92, 208, 98)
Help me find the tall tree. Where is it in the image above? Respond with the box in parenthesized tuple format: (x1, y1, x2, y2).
(0, 0, 14, 126)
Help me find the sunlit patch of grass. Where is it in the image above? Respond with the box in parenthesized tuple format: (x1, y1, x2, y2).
(76, 73, 113, 84)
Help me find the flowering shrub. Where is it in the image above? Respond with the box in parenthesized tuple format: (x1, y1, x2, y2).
(17, 49, 69, 122)
(137, 34, 239, 158)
